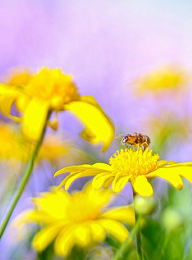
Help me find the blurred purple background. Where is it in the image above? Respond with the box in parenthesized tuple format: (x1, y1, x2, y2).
(1, 0, 192, 133)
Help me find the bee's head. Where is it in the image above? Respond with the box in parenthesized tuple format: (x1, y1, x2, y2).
(121, 135, 131, 144)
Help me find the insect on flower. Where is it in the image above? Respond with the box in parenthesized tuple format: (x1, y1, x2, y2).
(115, 132, 151, 150)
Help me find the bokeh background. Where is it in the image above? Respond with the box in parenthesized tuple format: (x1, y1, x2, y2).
(1, 1, 192, 259)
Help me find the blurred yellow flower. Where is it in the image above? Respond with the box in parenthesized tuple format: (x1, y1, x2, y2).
(0, 123, 26, 162)
(0, 122, 70, 162)
(13, 183, 135, 257)
(55, 148, 192, 197)
(135, 66, 188, 95)
(38, 135, 71, 163)
(38, 135, 92, 166)
(0, 122, 74, 165)
(0, 68, 114, 151)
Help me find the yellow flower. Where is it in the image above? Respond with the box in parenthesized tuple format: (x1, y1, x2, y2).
(38, 135, 71, 163)
(55, 148, 192, 197)
(38, 135, 92, 166)
(0, 122, 74, 165)
(13, 184, 135, 257)
(135, 65, 188, 95)
(0, 123, 26, 162)
(0, 68, 114, 152)
(0, 122, 70, 164)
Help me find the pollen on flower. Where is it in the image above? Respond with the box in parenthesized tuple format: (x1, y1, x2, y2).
(109, 148, 159, 177)
(25, 68, 80, 111)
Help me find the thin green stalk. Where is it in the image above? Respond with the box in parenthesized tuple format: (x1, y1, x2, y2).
(113, 215, 142, 260)
(136, 224, 143, 260)
(133, 192, 143, 260)
(0, 115, 49, 239)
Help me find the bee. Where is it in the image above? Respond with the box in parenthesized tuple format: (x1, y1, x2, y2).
(115, 132, 150, 150)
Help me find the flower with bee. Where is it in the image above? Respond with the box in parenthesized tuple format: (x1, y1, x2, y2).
(55, 145, 192, 197)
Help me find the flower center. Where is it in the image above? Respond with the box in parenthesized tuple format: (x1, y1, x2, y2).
(109, 148, 159, 177)
(66, 194, 100, 223)
(25, 68, 80, 111)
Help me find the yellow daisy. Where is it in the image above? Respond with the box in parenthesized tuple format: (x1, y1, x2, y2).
(13, 183, 135, 257)
(55, 148, 192, 197)
(135, 65, 188, 95)
(0, 68, 114, 152)
(0, 123, 27, 162)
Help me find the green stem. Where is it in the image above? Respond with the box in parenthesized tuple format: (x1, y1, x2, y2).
(0, 115, 49, 239)
(133, 193, 143, 260)
(113, 215, 142, 260)
(162, 231, 171, 254)
(136, 224, 143, 260)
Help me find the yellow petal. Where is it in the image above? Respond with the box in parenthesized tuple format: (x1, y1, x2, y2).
(80, 96, 103, 109)
(88, 221, 106, 242)
(32, 224, 62, 252)
(165, 162, 192, 168)
(93, 163, 112, 171)
(132, 175, 154, 197)
(148, 168, 183, 190)
(98, 219, 129, 243)
(54, 164, 91, 177)
(0, 92, 21, 122)
(157, 160, 170, 168)
(92, 173, 114, 189)
(12, 210, 40, 229)
(64, 171, 96, 190)
(112, 174, 131, 193)
(23, 98, 50, 140)
(57, 171, 96, 190)
(54, 226, 75, 257)
(57, 167, 103, 190)
(100, 206, 135, 226)
(73, 224, 91, 246)
(13, 211, 53, 228)
(65, 100, 114, 152)
(151, 166, 192, 185)
(179, 167, 192, 183)
(103, 176, 114, 188)
(33, 191, 70, 219)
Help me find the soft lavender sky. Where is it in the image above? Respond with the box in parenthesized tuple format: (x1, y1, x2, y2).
(1, 1, 192, 258)
(1, 0, 192, 129)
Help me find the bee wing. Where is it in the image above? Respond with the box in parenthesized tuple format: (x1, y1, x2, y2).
(114, 134, 127, 140)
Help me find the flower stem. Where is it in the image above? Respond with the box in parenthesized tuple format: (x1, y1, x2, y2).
(113, 215, 142, 260)
(133, 192, 143, 260)
(136, 223, 143, 260)
(0, 115, 49, 239)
